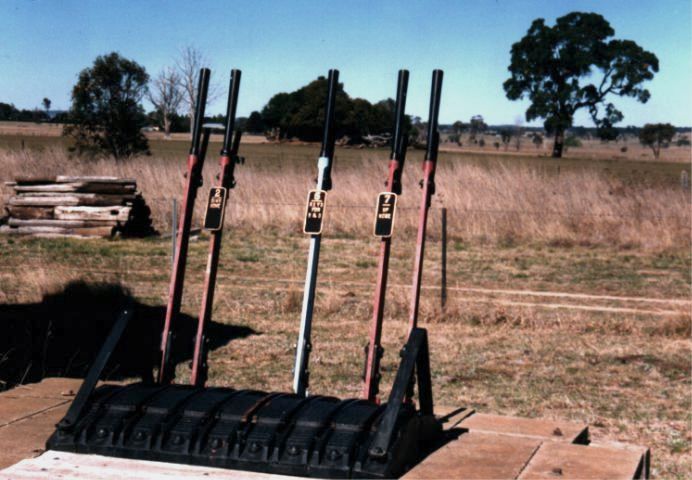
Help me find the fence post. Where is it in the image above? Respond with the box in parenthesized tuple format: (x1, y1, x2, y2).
(171, 198, 177, 267)
(440, 207, 447, 309)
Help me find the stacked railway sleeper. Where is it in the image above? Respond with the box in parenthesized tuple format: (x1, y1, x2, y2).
(47, 67, 447, 478)
(1, 176, 155, 237)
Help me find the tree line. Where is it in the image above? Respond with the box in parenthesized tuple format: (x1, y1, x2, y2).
(1, 11, 675, 159)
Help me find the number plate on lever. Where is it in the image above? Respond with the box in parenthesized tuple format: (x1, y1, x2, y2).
(373, 192, 397, 238)
(203, 187, 227, 231)
(303, 189, 327, 235)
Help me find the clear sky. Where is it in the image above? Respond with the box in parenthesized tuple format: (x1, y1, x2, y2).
(1, 0, 690, 126)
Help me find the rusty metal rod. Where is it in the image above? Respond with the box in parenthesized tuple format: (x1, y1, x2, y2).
(362, 69, 409, 402)
(191, 69, 242, 387)
(158, 68, 211, 384)
(409, 69, 443, 334)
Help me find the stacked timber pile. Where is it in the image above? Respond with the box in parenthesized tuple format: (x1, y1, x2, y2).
(0, 176, 156, 238)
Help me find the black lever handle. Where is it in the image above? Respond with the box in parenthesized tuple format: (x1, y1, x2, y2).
(221, 69, 241, 156)
(425, 69, 443, 163)
(392, 69, 409, 161)
(319, 69, 339, 191)
(190, 68, 211, 156)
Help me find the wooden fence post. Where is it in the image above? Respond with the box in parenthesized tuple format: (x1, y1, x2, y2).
(441, 207, 447, 309)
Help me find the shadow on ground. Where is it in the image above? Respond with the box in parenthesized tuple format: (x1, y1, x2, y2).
(0, 281, 255, 389)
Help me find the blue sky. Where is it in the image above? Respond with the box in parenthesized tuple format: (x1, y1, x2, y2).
(1, 0, 690, 126)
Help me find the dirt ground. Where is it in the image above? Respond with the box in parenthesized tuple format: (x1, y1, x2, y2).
(0, 233, 689, 477)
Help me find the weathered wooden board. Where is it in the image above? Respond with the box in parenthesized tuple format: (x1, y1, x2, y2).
(54, 206, 131, 222)
(518, 441, 649, 479)
(459, 413, 589, 443)
(0, 404, 70, 470)
(13, 183, 136, 194)
(0, 396, 71, 428)
(0, 451, 296, 480)
(13, 176, 136, 185)
(3, 378, 82, 400)
(55, 176, 136, 184)
(12, 177, 57, 185)
(9, 193, 135, 207)
(404, 432, 542, 479)
(0, 225, 114, 237)
(5, 206, 54, 220)
(8, 218, 119, 228)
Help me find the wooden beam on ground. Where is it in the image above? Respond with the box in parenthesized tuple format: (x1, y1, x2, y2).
(13, 183, 136, 194)
(518, 441, 650, 480)
(54, 206, 131, 222)
(9, 193, 135, 207)
(404, 432, 542, 479)
(11, 177, 57, 185)
(55, 176, 136, 184)
(458, 413, 589, 444)
(0, 225, 114, 237)
(5, 206, 54, 220)
(0, 452, 296, 480)
(8, 218, 119, 228)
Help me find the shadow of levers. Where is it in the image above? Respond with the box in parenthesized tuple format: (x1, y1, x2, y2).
(0, 281, 255, 389)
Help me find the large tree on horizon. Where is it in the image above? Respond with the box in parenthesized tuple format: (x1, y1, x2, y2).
(261, 77, 409, 143)
(64, 52, 150, 158)
(503, 12, 658, 158)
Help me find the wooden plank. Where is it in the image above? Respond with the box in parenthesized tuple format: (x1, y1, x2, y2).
(12, 177, 57, 185)
(0, 451, 297, 479)
(518, 441, 648, 480)
(5, 206, 54, 220)
(404, 432, 542, 479)
(0, 396, 71, 428)
(0, 225, 114, 237)
(13, 183, 88, 193)
(9, 193, 134, 207)
(55, 206, 131, 222)
(589, 441, 650, 479)
(8, 218, 118, 228)
(436, 406, 475, 429)
(0, 404, 69, 470)
(55, 176, 136, 184)
(1, 378, 82, 401)
(458, 413, 589, 443)
(13, 183, 136, 194)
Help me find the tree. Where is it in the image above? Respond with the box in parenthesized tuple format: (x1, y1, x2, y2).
(499, 129, 512, 151)
(148, 67, 183, 138)
(261, 76, 409, 143)
(42, 98, 51, 119)
(504, 12, 658, 158)
(514, 118, 524, 151)
(64, 52, 150, 158)
(639, 123, 675, 159)
(532, 132, 543, 149)
(175, 46, 219, 137)
(451, 121, 466, 146)
(0, 102, 17, 120)
(469, 115, 486, 143)
(245, 111, 264, 133)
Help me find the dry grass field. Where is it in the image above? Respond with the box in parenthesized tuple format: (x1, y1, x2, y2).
(0, 133, 690, 477)
(444, 132, 692, 164)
